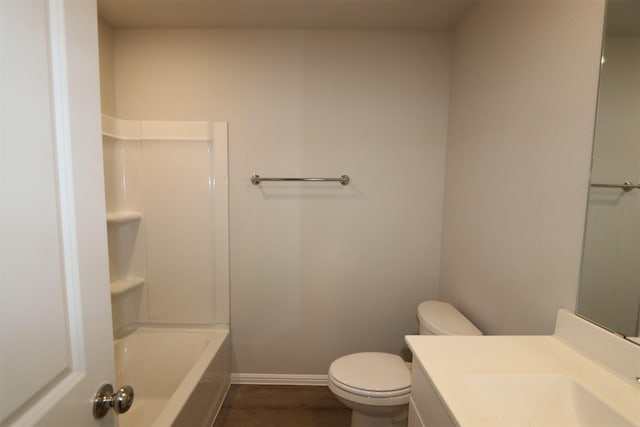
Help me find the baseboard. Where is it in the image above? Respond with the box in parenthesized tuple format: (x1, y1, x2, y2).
(230, 373, 328, 386)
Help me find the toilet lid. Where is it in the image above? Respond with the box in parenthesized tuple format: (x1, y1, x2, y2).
(329, 352, 411, 397)
(417, 300, 482, 335)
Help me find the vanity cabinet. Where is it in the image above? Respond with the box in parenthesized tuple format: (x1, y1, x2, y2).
(408, 361, 455, 427)
(408, 398, 423, 427)
(405, 311, 640, 427)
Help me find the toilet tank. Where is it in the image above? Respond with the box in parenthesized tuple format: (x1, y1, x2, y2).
(417, 301, 482, 336)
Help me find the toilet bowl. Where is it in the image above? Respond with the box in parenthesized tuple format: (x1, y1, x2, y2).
(328, 300, 481, 427)
(328, 352, 411, 427)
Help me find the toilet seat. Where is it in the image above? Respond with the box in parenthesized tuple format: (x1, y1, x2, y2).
(328, 352, 411, 399)
(329, 375, 411, 398)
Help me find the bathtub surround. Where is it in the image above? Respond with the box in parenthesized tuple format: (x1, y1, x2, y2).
(439, 0, 606, 335)
(103, 116, 230, 332)
(101, 116, 231, 426)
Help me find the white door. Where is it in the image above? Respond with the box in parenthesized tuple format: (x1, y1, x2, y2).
(1, 0, 117, 426)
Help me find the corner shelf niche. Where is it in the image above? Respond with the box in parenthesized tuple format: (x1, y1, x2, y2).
(106, 211, 144, 298)
(110, 277, 145, 297)
(106, 211, 143, 226)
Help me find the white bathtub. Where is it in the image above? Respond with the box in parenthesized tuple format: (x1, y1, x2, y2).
(114, 327, 230, 427)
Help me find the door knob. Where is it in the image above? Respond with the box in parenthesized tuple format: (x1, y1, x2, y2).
(93, 383, 134, 419)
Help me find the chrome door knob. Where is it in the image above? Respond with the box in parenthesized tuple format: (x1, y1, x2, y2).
(93, 383, 134, 419)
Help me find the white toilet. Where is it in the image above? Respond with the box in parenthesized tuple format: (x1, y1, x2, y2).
(328, 300, 482, 427)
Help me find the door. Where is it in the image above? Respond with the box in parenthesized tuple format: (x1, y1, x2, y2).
(1, 0, 117, 426)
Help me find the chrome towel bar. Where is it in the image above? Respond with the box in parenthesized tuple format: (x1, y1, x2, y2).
(591, 181, 639, 192)
(251, 174, 350, 185)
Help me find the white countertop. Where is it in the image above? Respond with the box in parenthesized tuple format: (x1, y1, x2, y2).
(406, 327, 640, 426)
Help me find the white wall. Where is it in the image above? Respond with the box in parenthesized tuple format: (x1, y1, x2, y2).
(578, 36, 640, 336)
(439, 0, 605, 334)
(111, 29, 451, 374)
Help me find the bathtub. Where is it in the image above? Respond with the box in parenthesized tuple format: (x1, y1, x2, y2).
(114, 327, 230, 427)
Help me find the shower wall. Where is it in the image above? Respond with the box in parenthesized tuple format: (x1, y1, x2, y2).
(105, 28, 451, 374)
(103, 116, 229, 333)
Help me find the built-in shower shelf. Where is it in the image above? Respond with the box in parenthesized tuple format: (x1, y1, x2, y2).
(110, 277, 144, 297)
(106, 211, 143, 225)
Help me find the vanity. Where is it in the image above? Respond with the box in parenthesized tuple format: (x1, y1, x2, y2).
(405, 310, 640, 427)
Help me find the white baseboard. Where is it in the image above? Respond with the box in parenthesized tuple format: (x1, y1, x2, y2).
(231, 373, 328, 386)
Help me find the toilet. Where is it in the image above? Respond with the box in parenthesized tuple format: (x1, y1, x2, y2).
(328, 300, 482, 427)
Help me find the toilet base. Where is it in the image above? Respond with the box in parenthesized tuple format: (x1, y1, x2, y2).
(351, 407, 408, 427)
(329, 382, 409, 427)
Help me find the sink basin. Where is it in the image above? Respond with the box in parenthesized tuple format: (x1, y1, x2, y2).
(465, 375, 635, 427)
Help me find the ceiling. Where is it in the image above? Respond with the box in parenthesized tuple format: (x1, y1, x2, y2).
(98, 0, 475, 30)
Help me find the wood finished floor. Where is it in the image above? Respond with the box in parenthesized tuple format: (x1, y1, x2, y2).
(213, 385, 351, 427)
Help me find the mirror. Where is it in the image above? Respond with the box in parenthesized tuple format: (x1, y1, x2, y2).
(577, 0, 640, 344)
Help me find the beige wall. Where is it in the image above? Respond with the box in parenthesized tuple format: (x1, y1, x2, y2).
(439, 0, 605, 334)
(111, 29, 451, 374)
(97, 18, 116, 116)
